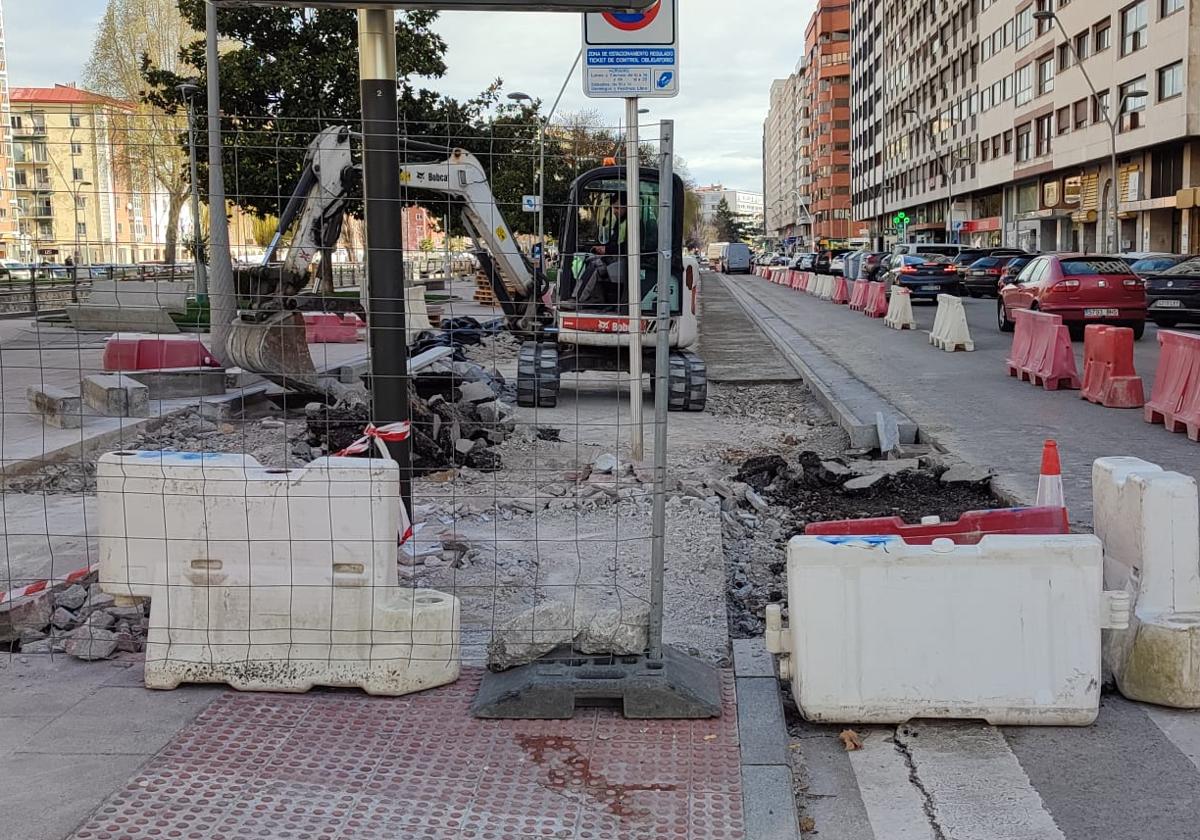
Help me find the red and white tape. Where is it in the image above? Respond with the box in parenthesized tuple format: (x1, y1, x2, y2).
(334, 421, 412, 459)
(334, 421, 415, 546)
(0, 564, 95, 607)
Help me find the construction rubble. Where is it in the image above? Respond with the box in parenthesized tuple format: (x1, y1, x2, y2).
(5, 574, 148, 660)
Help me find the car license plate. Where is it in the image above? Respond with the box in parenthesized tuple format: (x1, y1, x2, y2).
(1155, 299, 1183, 308)
(922, 285, 941, 291)
(1084, 308, 1119, 318)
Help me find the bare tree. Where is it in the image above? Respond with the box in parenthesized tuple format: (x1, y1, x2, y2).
(84, 0, 196, 264)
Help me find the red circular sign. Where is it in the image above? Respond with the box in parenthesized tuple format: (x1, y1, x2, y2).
(602, 1, 662, 31)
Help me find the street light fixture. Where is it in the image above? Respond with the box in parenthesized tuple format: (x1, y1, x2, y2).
(1035, 9, 1146, 253)
(177, 82, 208, 297)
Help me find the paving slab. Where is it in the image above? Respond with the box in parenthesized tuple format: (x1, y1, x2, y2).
(66, 668, 745, 840)
(700, 274, 800, 383)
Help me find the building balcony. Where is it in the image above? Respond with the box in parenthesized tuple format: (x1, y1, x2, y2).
(12, 123, 47, 139)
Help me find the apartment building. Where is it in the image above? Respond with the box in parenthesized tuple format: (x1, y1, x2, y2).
(850, 0, 886, 246)
(696, 184, 765, 227)
(9, 84, 159, 265)
(762, 1, 851, 250)
(852, 0, 1200, 254)
(763, 76, 801, 243)
(806, 1, 852, 245)
(0, 2, 18, 258)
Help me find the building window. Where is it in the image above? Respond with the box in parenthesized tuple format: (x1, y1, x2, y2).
(1036, 114, 1054, 156)
(1121, 2, 1148, 55)
(13, 170, 26, 187)
(1161, 0, 1184, 16)
(70, 142, 82, 155)
(992, 135, 1001, 158)
(9, 115, 20, 130)
(1056, 106, 1072, 135)
(1073, 31, 1089, 61)
(1120, 77, 1148, 131)
(76, 222, 87, 238)
(1158, 61, 1183, 100)
(1004, 130, 1013, 154)
(1057, 43, 1071, 70)
(1074, 98, 1089, 128)
(1015, 64, 1034, 106)
(1151, 146, 1184, 198)
(1038, 55, 1055, 96)
(75, 195, 85, 210)
(1093, 89, 1110, 124)
(69, 114, 81, 128)
(1095, 20, 1112, 52)
(1015, 125, 1032, 162)
(72, 167, 84, 181)
(1016, 6, 1034, 50)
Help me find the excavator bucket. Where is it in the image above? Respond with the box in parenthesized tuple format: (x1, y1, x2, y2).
(225, 310, 322, 394)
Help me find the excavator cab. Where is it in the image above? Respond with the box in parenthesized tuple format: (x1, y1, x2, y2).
(516, 166, 706, 412)
(556, 166, 685, 316)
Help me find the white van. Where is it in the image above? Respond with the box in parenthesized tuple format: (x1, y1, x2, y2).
(720, 243, 752, 274)
(706, 242, 729, 264)
(892, 242, 961, 259)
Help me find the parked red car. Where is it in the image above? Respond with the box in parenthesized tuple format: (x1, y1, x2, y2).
(997, 254, 1147, 339)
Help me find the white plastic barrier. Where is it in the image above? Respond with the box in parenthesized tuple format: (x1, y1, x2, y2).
(97, 451, 460, 695)
(884, 287, 916, 330)
(929, 293, 975, 351)
(1094, 457, 1200, 708)
(819, 276, 835, 300)
(770, 534, 1127, 725)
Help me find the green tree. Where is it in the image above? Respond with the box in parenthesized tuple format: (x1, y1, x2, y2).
(713, 197, 751, 243)
(141, 3, 494, 222)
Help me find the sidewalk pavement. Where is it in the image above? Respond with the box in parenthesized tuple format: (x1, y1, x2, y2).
(43, 665, 744, 840)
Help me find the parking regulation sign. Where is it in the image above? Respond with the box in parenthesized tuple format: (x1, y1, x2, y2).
(583, 0, 678, 98)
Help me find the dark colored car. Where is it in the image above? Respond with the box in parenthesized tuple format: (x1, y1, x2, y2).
(1130, 254, 1189, 279)
(859, 252, 887, 281)
(880, 254, 962, 300)
(1145, 255, 1200, 328)
(997, 255, 1033, 289)
(954, 248, 1026, 290)
(963, 254, 1027, 298)
(997, 254, 1147, 339)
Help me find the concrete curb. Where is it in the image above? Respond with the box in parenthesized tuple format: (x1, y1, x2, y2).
(734, 638, 801, 840)
(717, 275, 919, 450)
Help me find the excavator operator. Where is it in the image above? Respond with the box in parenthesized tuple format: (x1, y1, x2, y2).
(563, 191, 628, 311)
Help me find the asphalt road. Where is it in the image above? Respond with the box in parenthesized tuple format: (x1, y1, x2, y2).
(722, 272, 1200, 524)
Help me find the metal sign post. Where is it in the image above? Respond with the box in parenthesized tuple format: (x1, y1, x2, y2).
(581, 0, 679, 462)
(625, 97, 643, 461)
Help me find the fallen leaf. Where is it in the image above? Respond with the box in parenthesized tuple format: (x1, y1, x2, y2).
(839, 729, 863, 751)
(702, 734, 717, 742)
(799, 816, 816, 833)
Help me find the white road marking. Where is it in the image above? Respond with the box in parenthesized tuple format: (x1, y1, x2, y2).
(896, 723, 1067, 840)
(1146, 707, 1200, 772)
(846, 727, 937, 840)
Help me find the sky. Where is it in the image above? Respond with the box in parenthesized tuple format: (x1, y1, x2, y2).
(3, 0, 813, 192)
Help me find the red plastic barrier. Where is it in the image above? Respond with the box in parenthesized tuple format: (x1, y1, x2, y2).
(103, 334, 220, 372)
(832, 276, 850, 304)
(304, 312, 363, 344)
(1081, 325, 1145, 409)
(805, 506, 1071, 545)
(848, 280, 869, 311)
(1145, 330, 1200, 441)
(1007, 309, 1080, 391)
(864, 282, 888, 318)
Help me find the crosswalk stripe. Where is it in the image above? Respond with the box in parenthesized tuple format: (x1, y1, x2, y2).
(896, 723, 1067, 840)
(1146, 707, 1200, 772)
(846, 727, 937, 840)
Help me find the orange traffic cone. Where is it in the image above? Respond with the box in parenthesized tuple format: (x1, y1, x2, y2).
(1036, 440, 1065, 508)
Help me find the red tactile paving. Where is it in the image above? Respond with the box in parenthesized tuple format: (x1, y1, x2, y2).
(69, 668, 744, 840)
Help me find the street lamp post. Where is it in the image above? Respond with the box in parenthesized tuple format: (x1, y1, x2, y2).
(177, 83, 208, 298)
(1034, 10, 1146, 254)
(903, 108, 969, 244)
(70, 179, 92, 302)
